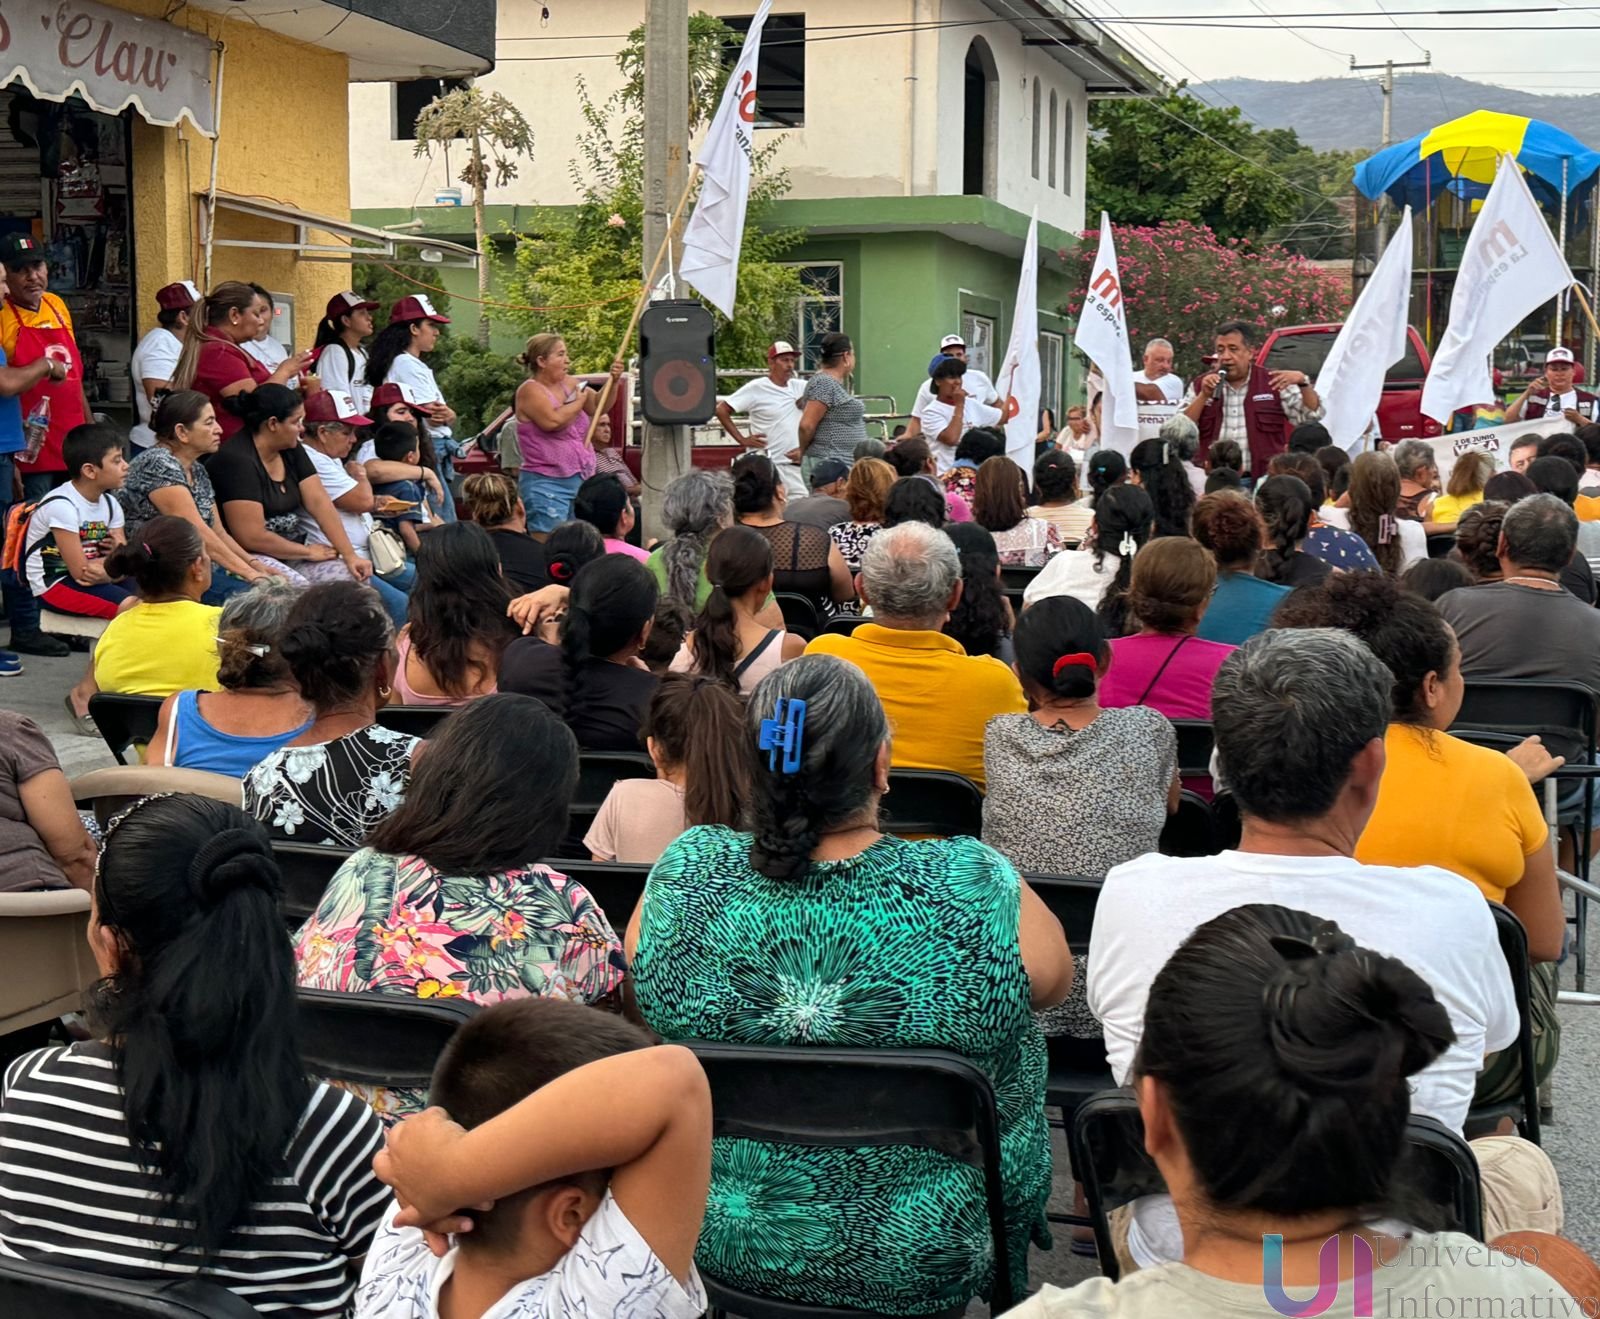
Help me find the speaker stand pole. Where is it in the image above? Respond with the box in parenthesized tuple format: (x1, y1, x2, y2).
(640, 0, 692, 540)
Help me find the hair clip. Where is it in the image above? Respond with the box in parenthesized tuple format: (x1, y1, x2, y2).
(1051, 652, 1097, 680)
(1119, 531, 1138, 557)
(1377, 513, 1396, 545)
(141, 541, 155, 558)
(1160, 442, 1170, 465)
(757, 697, 808, 774)
(549, 559, 573, 583)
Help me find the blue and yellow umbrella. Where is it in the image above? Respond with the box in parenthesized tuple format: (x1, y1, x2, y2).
(1354, 110, 1600, 212)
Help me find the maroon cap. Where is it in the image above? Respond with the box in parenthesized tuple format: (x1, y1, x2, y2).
(325, 290, 379, 321)
(302, 389, 373, 428)
(155, 280, 201, 312)
(369, 381, 421, 412)
(388, 294, 450, 325)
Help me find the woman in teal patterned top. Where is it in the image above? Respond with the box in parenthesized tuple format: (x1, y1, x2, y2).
(627, 654, 1073, 1314)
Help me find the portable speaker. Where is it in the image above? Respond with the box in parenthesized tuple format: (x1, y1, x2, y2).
(639, 300, 717, 425)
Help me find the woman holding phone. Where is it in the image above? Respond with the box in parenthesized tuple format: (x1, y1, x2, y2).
(513, 333, 625, 534)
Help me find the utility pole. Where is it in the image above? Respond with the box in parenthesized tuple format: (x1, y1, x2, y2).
(1351, 54, 1431, 257)
(640, 0, 691, 540)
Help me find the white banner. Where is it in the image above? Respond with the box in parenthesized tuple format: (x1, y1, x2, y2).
(1074, 213, 1140, 456)
(1422, 156, 1574, 423)
(1318, 207, 1414, 453)
(1416, 417, 1548, 484)
(997, 209, 1042, 471)
(679, 0, 772, 318)
(0, 0, 216, 135)
(1138, 402, 1179, 442)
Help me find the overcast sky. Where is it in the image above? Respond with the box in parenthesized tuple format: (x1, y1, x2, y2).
(1073, 0, 1598, 97)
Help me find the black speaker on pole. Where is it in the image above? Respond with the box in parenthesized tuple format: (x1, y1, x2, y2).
(639, 300, 717, 425)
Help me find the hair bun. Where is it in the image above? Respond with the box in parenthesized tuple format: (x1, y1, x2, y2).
(189, 829, 278, 909)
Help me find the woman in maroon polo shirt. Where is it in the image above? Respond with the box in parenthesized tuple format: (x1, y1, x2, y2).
(171, 282, 314, 441)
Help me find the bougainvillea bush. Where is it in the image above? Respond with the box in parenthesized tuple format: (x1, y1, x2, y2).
(1058, 220, 1352, 374)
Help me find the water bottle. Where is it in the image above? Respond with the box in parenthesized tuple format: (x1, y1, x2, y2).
(22, 395, 50, 463)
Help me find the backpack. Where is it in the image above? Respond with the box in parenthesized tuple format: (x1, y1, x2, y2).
(0, 492, 70, 581)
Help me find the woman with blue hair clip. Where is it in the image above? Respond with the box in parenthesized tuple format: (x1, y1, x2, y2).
(626, 653, 1073, 1315)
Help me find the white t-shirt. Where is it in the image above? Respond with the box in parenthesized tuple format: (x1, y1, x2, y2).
(720, 375, 807, 498)
(129, 326, 183, 449)
(1087, 849, 1518, 1267)
(25, 484, 124, 596)
(300, 444, 371, 557)
(315, 342, 371, 414)
(916, 395, 1004, 474)
(1320, 505, 1426, 568)
(1021, 547, 1121, 609)
(1133, 369, 1184, 403)
(352, 1191, 706, 1319)
(243, 334, 289, 372)
(913, 367, 998, 416)
(386, 353, 451, 440)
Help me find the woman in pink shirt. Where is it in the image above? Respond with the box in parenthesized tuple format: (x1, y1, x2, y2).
(514, 333, 623, 533)
(1099, 537, 1234, 723)
(574, 472, 652, 562)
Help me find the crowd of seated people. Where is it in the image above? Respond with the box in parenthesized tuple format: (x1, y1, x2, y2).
(15, 365, 1600, 1319)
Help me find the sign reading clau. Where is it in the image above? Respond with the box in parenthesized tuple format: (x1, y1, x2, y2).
(0, 0, 216, 135)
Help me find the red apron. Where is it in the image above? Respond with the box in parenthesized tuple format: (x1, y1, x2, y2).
(10, 295, 88, 475)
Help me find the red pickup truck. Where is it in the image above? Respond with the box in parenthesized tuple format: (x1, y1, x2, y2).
(1257, 322, 1441, 441)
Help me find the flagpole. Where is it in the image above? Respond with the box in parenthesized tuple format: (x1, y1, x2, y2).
(591, 163, 704, 424)
(1571, 281, 1600, 342)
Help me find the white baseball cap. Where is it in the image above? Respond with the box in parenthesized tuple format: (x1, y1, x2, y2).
(940, 333, 966, 349)
(767, 341, 798, 359)
(1547, 346, 1576, 365)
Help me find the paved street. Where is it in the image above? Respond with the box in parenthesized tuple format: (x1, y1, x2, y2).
(3, 652, 1596, 1308)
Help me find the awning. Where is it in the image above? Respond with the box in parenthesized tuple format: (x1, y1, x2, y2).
(0, 0, 218, 135)
(202, 192, 479, 269)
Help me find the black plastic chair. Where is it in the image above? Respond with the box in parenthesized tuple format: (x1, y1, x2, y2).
(1071, 1089, 1484, 1280)
(1025, 875, 1116, 1118)
(544, 858, 649, 929)
(568, 752, 657, 851)
(774, 592, 822, 641)
(1427, 532, 1458, 559)
(1167, 719, 1214, 779)
(999, 564, 1042, 598)
(881, 769, 983, 838)
(690, 1042, 1014, 1318)
(819, 614, 867, 637)
(0, 1256, 261, 1317)
(296, 987, 477, 1091)
(374, 705, 455, 739)
(1467, 904, 1542, 1145)
(87, 693, 164, 764)
(1158, 789, 1220, 857)
(272, 841, 354, 927)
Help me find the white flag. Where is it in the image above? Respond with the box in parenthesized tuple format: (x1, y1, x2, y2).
(1073, 213, 1140, 456)
(1317, 207, 1414, 453)
(679, 0, 772, 319)
(1422, 155, 1574, 424)
(997, 209, 1042, 471)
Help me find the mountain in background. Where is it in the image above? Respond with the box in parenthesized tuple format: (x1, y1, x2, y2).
(1193, 74, 1600, 153)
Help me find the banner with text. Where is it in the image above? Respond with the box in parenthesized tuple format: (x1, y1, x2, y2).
(1417, 418, 1549, 485)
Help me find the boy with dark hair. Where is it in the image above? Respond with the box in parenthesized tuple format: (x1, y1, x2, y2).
(370, 421, 430, 553)
(22, 422, 129, 618)
(355, 998, 710, 1319)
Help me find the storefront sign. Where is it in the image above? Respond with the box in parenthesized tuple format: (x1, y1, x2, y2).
(0, 0, 216, 135)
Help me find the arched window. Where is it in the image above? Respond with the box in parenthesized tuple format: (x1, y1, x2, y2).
(1031, 78, 1041, 180)
(1048, 89, 1059, 189)
(1063, 100, 1074, 193)
(963, 38, 999, 199)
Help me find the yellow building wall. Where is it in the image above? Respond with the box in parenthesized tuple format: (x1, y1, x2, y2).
(107, 0, 352, 350)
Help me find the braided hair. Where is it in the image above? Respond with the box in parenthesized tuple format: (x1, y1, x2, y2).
(1254, 474, 1315, 585)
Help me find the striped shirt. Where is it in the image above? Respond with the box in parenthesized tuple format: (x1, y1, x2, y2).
(0, 1042, 389, 1314)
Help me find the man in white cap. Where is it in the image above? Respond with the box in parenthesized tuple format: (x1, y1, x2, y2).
(128, 280, 200, 449)
(903, 333, 998, 439)
(714, 340, 807, 499)
(1506, 347, 1599, 425)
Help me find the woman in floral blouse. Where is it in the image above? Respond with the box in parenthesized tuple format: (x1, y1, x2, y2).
(294, 693, 626, 1120)
(243, 581, 420, 848)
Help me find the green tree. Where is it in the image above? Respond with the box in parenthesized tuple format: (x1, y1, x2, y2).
(500, 14, 804, 370)
(436, 339, 528, 435)
(413, 86, 536, 346)
(352, 262, 457, 376)
(1087, 87, 1302, 241)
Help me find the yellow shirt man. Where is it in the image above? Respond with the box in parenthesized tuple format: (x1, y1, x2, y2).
(805, 623, 1026, 789)
(1355, 722, 1547, 904)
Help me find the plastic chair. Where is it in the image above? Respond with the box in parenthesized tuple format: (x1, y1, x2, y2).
(1071, 1089, 1484, 1280)
(543, 858, 649, 929)
(1167, 719, 1215, 779)
(1427, 532, 1458, 559)
(568, 752, 657, 851)
(71, 767, 243, 829)
(690, 1042, 1014, 1318)
(295, 987, 477, 1091)
(0, 889, 95, 1038)
(881, 769, 983, 838)
(1158, 789, 1220, 857)
(819, 614, 867, 637)
(1467, 904, 1542, 1145)
(87, 693, 164, 764)
(774, 591, 822, 640)
(0, 1256, 261, 1317)
(374, 706, 455, 739)
(272, 842, 354, 927)
(999, 565, 1042, 598)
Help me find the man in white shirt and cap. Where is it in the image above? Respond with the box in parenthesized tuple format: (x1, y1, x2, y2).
(715, 340, 808, 499)
(1132, 336, 1184, 403)
(128, 280, 199, 449)
(903, 333, 998, 439)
